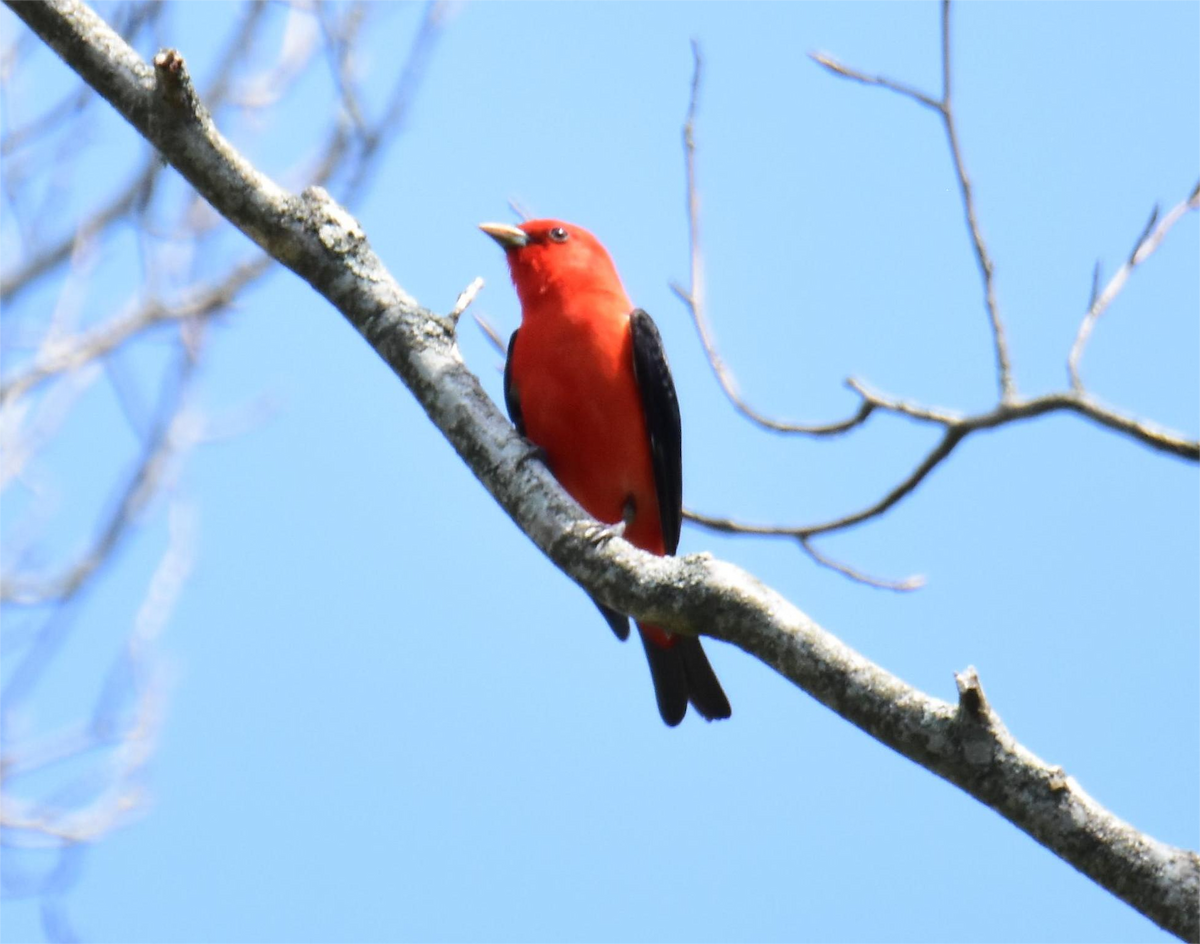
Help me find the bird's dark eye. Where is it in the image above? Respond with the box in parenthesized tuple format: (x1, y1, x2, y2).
(548, 226, 569, 243)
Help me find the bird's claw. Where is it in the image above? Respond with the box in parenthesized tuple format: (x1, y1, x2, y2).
(579, 519, 626, 547)
(584, 497, 633, 544)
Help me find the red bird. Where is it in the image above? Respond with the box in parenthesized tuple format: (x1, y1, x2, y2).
(481, 218, 731, 726)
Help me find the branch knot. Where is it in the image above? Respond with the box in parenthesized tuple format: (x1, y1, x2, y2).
(955, 665, 989, 719)
(152, 49, 207, 122)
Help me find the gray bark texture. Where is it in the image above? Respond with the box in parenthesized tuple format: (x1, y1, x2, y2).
(8, 1, 1196, 939)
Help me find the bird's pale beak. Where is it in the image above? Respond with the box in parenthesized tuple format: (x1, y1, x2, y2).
(479, 222, 529, 249)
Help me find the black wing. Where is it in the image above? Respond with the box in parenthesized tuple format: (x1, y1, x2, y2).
(629, 309, 682, 556)
(506, 327, 629, 641)
(503, 329, 524, 436)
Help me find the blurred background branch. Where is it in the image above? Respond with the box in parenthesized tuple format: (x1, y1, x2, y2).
(0, 2, 445, 938)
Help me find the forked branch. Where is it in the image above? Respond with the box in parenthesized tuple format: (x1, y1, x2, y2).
(813, 1, 1014, 401)
(680, 9, 1197, 587)
(674, 42, 876, 439)
(1069, 183, 1200, 390)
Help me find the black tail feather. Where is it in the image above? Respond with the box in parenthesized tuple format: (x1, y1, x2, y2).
(678, 635, 732, 721)
(639, 631, 688, 726)
(639, 629, 730, 726)
(591, 596, 630, 641)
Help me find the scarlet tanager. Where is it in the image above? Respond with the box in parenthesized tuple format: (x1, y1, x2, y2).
(481, 219, 731, 726)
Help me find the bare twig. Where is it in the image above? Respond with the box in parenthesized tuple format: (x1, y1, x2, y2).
(676, 42, 875, 439)
(473, 312, 507, 357)
(1, 333, 201, 606)
(686, 424, 964, 543)
(1069, 183, 1200, 389)
(229, 1, 319, 110)
(3, 0, 445, 601)
(448, 276, 483, 324)
(938, 1, 1013, 401)
(340, 0, 445, 202)
(687, 380, 1197, 544)
(681, 8, 1196, 578)
(506, 197, 532, 222)
(808, 51, 942, 112)
(0, 155, 157, 305)
(0, 82, 92, 156)
(0, 1, 268, 307)
(799, 537, 926, 592)
(813, 1, 1014, 401)
(316, 2, 369, 135)
(0, 0, 161, 157)
(1, 256, 267, 407)
(1, 503, 189, 854)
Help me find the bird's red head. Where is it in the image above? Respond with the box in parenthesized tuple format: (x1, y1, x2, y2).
(479, 219, 629, 313)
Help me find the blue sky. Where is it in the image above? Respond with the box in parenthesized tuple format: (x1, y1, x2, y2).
(1, 3, 1197, 942)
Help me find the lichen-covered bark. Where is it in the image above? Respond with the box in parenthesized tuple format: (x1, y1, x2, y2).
(7, 1, 1197, 939)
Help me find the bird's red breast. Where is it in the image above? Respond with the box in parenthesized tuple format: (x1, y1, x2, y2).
(494, 220, 665, 555)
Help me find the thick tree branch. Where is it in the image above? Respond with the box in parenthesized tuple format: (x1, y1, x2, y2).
(8, 2, 1196, 939)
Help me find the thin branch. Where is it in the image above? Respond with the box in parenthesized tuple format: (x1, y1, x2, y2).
(473, 312, 507, 357)
(506, 197, 532, 222)
(0, 0, 161, 156)
(676, 41, 919, 588)
(812, 1, 1015, 402)
(0, 0, 267, 306)
(677, 42, 874, 438)
(798, 537, 925, 592)
(808, 51, 942, 113)
(340, 0, 445, 202)
(227, 1, 319, 111)
(0, 82, 92, 156)
(939, 1, 1013, 401)
(2, 0, 439, 599)
(1, 505, 187, 855)
(0, 256, 267, 407)
(316, 2, 368, 136)
(447, 275, 483, 324)
(684, 8, 1197, 563)
(808, 425, 966, 536)
(686, 425, 963, 542)
(0, 155, 156, 305)
(3, 0, 443, 606)
(1, 334, 201, 605)
(864, 384, 1200, 462)
(1069, 183, 1200, 389)
(687, 382, 1197, 543)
